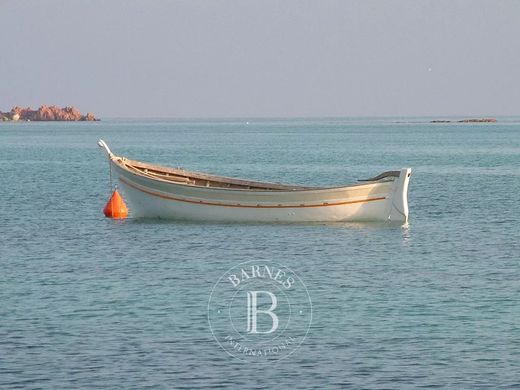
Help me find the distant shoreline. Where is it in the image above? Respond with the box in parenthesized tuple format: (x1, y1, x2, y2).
(0, 113, 505, 124)
(430, 118, 497, 124)
(0, 105, 99, 122)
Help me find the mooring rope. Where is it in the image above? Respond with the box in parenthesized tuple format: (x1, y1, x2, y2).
(108, 157, 113, 191)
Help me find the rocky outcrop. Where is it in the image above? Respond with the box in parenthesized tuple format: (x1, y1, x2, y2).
(83, 112, 97, 121)
(0, 105, 98, 121)
(458, 118, 497, 123)
(431, 118, 497, 123)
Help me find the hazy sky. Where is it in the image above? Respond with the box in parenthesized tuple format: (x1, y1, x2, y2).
(1, 0, 519, 118)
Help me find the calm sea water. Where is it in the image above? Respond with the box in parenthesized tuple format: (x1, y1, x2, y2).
(1, 118, 519, 389)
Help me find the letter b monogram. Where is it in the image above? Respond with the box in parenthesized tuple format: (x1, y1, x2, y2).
(246, 291, 279, 334)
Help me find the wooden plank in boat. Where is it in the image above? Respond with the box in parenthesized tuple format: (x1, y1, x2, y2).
(121, 158, 311, 191)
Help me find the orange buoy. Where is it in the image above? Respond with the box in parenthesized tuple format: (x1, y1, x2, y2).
(103, 189, 128, 219)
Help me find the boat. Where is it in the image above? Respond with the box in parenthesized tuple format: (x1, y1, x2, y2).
(97, 139, 411, 223)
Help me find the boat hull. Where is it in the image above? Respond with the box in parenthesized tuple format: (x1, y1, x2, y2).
(97, 139, 411, 223)
(111, 161, 411, 223)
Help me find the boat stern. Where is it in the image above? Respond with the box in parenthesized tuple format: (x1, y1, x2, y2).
(388, 168, 412, 223)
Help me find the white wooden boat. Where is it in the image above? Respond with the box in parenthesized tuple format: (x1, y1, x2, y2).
(98, 140, 411, 223)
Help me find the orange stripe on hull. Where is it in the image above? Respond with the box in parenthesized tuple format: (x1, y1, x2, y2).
(119, 176, 387, 209)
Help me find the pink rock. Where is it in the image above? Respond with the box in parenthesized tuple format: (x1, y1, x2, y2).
(1, 105, 98, 121)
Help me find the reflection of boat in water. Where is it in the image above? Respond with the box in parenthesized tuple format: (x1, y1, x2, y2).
(98, 140, 411, 223)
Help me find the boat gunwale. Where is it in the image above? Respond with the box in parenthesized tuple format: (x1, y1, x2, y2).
(111, 155, 397, 194)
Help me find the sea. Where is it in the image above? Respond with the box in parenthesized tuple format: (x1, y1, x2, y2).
(1, 118, 519, 389)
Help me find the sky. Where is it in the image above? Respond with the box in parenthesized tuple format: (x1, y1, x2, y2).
(1, 0, 519, 118)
